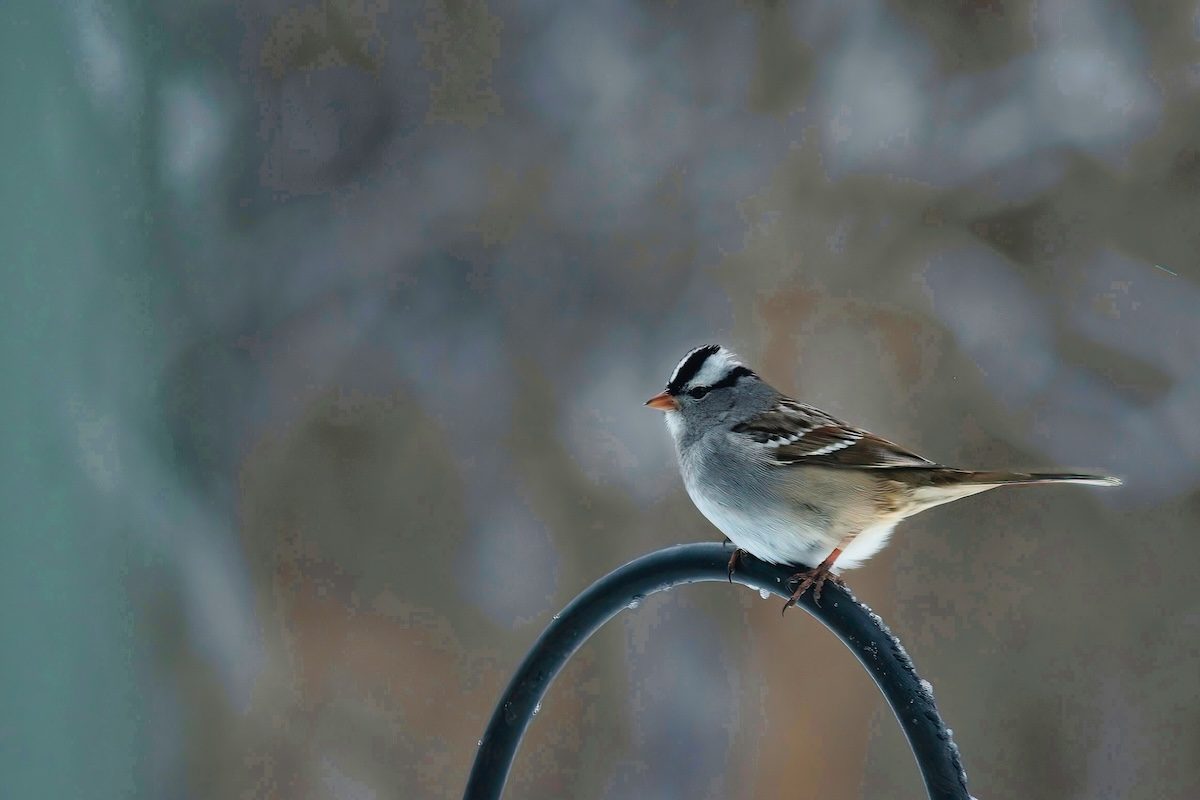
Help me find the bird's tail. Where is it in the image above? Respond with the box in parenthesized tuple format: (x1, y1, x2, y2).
(904, 469, 1121, 512)
(956, 471, 1122, 487)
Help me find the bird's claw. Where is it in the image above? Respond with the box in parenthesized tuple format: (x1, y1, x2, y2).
(781, 563, 842, 614)
(726, 547, 745, 583)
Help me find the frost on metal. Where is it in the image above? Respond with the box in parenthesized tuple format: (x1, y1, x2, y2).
(856, 596, 969, 791)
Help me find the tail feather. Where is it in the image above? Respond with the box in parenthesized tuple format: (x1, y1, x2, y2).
(956, 470, 1122, 487)
(902, 468, 1121, 514)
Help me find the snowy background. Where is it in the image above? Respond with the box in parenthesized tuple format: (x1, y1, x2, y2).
(4, 1, 1199, 798)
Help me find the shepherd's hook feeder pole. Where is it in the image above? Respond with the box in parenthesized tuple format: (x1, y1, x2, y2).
(463, 542, 970, 800)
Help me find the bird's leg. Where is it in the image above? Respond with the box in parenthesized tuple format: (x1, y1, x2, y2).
(782, 548, 843, 614)
(726, 547, 747, 583)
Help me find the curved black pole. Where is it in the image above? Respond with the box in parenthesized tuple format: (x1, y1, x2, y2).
(463, 542, 970, 800)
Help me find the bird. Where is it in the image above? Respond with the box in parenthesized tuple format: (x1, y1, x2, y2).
(645, 344, 1121, 613)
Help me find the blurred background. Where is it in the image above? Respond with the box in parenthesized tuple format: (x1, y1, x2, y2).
(3, 1, 1199, 798)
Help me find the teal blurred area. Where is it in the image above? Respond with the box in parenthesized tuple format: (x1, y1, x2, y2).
(1, 4, 150, 798)
(2, 1, 1199, 799)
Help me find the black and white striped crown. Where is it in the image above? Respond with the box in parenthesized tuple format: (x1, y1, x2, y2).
(666, 345, 754, 394)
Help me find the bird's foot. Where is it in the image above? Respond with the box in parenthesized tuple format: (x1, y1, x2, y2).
(726, 547, 747, 583)
(781, 560, 843, 614)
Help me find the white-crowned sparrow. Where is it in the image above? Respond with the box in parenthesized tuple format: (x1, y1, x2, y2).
(646, 345, 1121, 611)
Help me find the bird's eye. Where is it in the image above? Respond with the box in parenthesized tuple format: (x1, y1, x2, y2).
(688, 386, 710, 399)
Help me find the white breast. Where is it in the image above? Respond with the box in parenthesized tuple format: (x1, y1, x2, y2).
(675, 440, 837, 565)
(683, 481, 834, 566)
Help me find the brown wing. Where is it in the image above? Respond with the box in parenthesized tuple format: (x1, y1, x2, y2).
(732, 398, 939, 469)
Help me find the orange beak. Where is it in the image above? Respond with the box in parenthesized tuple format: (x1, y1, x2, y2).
(644, 391, 679, 411)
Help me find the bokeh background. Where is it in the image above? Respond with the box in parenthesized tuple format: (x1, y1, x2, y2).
(4, 1, 1199, 798)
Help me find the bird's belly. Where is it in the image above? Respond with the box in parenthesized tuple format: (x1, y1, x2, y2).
(685, 482, 835, 566)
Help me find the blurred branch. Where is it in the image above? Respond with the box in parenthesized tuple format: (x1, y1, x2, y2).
(463, 543, 970, 800)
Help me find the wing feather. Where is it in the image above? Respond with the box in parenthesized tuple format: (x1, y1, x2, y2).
(731, 399, 937, 469)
